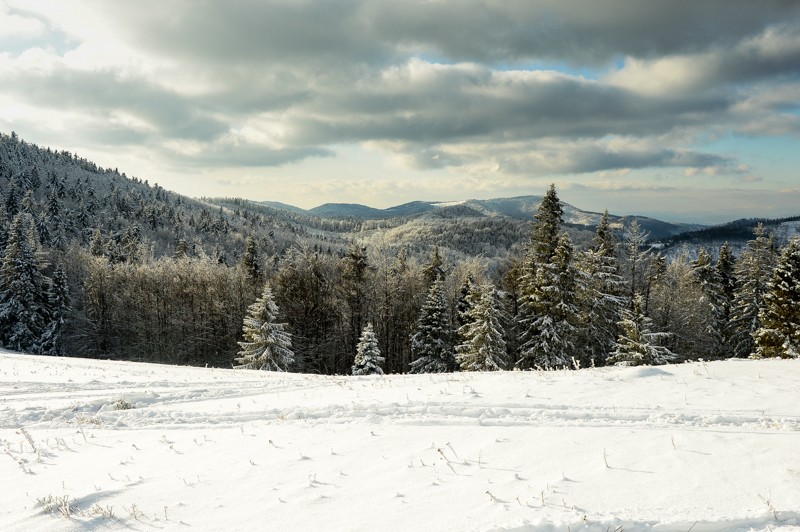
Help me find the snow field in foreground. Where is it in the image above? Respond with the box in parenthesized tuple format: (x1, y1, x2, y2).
(1, 351, 799, 531)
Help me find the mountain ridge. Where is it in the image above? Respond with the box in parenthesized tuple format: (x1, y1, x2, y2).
(260, 196, 704, 240)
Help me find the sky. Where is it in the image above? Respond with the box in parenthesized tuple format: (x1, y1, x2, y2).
(1, 1, 799, 223)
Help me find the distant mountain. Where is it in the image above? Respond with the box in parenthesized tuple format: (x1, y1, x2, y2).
(0, 130, 712, 268)
(308, 203, 387, 219)
(259, 195, 701, 241)
(664, 215, 800, 251)
(260, 200, 309, 215)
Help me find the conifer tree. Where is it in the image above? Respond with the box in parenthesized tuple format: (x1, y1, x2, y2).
(422, 246, 445, 287)
(577, 211, 626, 366)
(531, 184, 564, 265)
(89, 229, 105, 257)
(409, 277, 455, 373)
(690, 248, 727, 359)
(341, 243, 370, 369)
(0, 213, 52, 353)
(235, 283, 294, 371)
(174, 239, 190, 259)
(352, 323, 385, 375)
(622, 219, 652, 303)
(41, 265, 70, 356)
(456, 273, 476, 329)
(607, 294, 676, 366)
(242, 235, 262, 284)
(517, 233, 580, 369)
(730, 224, 777, 357)
(752, 238, 800, 359)
(715, 242, 737, 356)
(456, 283, 507, 371)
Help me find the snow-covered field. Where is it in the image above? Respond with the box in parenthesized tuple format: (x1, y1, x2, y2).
(1, 350, 799, 531)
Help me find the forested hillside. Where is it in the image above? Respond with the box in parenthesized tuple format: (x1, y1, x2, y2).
(1, 132, 798, 372)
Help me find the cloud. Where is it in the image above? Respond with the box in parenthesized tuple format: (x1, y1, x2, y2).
(607, 25, 800, 94)
(62, 0, 799, 68)
(1, 0, 799, 215)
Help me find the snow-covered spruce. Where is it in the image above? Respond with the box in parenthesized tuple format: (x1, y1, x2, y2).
(234, 283, 294, 371)
(351, 322, 385, 375)
(409, 276, 455, 373)
(730, 223, 777, 358)
(575, 209, 626, 367)
(456, 283, 507, 371)
(607, 294, 676, 366)
(516, 232, 580, 370)
(0, 212, 54, 354)
(752, 238, 800, 359)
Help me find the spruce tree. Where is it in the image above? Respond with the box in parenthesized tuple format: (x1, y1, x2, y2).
(341, 243, 370, 370)
(532, 184, 564, 265)
(607, 294, 677, 366)
(409, 277, 455, 373)
(715, 242, 737, 357)
(235, 283, 294, 371)
(456, 273, 476, 329)
(242, 235, 262, 284)
(689, 248, 728, 358)
(622, 220, 652, 304)
(577, 211, 626, 366)
(456, 283, 507, 371)
(0, 213, 52, 353)
(352, 323, 385, 375)
(89, 229, 105, 257)
(517, 233, 580, 369)
(40, 265, 70, 356)
(422, 246, 445, 287)
(730, 224, 777, 357)
(752, 238, 800, 359)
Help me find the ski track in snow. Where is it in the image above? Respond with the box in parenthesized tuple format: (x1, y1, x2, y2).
(2, 351, 800, 531)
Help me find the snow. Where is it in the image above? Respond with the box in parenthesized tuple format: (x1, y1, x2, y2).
(1, 350, 799, 531)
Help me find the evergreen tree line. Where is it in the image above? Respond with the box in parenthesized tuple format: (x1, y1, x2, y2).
(234, 185, 799, 373)
(1, 182, 798, 372)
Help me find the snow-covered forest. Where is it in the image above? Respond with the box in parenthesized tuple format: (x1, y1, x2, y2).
(1, 131, 799, 372)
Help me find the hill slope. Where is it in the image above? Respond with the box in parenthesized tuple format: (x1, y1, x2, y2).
(2, 351, 799, 531)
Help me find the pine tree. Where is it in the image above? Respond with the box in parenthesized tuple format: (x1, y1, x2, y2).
(516, 233, 580, 369)
(730, 224, 777, 357)
(352, 323, 385, 375)
(752, 238, 800, 359)
(235, 283, 294, 371)
(607, 294, 677, 366)
(456, 283, 507, 371)
(409, 277, 455, 373)
(0, 213, 53, 353)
